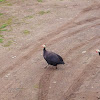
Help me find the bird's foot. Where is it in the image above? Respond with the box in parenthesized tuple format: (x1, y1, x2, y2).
(56, 66, 57, 69)
(44, 65, 48, 69)
(44, 66, 47, 69)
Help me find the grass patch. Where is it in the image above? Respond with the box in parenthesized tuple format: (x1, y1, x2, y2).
(0, 24, 8, 32)
(34, 84, 39, 89)
(0, 18, 13, 32)
(0, 24, 8, 29)
(0, 38, 3, 43)
(23, 30, 30, 35)
(3, 40, 12, 47)
(37, 0, 42, 2)
(25, 15, 34, 19)
(0, 13, 3, 16)
(0, 29, 7, 31)
(6, 18, 13, 25)
(0, 34, 3, 37)
(0, 0, 12, 7)
(6, 3, 12, 6)
(38, 11, 50, 15)
(0, 0, 5, 2)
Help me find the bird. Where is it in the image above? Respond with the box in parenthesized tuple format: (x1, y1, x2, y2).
(96, 49, 100, 56)
(42, 44, 65, 69)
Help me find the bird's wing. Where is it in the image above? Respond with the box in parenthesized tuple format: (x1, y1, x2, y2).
(47, 51, 63, 61)
(56, 54, 63, 61)
(46, 52, 59, 61)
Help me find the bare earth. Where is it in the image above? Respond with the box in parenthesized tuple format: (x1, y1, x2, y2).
(0, 0, 100, 100)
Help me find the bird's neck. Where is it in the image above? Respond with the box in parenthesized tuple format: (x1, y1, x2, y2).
(43, 47, 46, 52)
(99, 52, 100, 56)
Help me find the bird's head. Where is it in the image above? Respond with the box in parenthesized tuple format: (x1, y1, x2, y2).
(42, 44, 46, 48)
(96, 49, 100, 53)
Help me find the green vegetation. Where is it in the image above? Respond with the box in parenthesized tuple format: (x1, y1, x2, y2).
(38, 10, 50, 15)
(6, 3, 12, 6)
(0, 18, 13, 32)
(0, 24, 8, 29)
(0, 0, 12, 6)
(25, 15, 34, 19)
(0, 0, 5, 2)
(3, 40, 13, 47)
(23, 30, 30, 35)
(0, 13, 3, 16)
(34, 84, 39, 89)
(6, 18, 13, 25)
(0, 24, 8, 32)
(0, 38, 3, 43)
(37, 0, 42, 2)
(0, 29, 7, 31)
(0, 34, 3, 37)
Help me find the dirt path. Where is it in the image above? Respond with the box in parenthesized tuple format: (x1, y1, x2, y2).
(0, 0, 100, 100)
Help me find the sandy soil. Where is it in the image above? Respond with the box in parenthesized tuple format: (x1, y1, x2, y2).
(0, 0, 100, 100)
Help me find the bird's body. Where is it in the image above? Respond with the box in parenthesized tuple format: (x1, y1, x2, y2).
(42, 45, 64, 69)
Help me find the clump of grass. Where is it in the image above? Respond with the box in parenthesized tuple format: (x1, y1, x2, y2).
(0, 24, 8, 32)
(23, 30, 30, 35)
(0, 0, 5, 2)
(0, 29, 7, 31)
(0, 18, 13, 32)
(0, 34, 3, 37)
(34, 84, 39, 89)
(0, 13, 3, 16)
(38, 11, 50, 15)
(0, 24, 8, 29)
(37, 0, 42, 2)
(3, 40, 12, 47)
(0, 0, 12, 6)
(6, 18, 13, 25)
(25, 15, 34, 19)
(6, 3, 12, 6)
(0, 38, 3, 43)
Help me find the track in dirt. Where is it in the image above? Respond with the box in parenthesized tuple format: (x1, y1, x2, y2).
(38, 69, 55, 100)
(38, 3, 100, 100)
(0, 2, 100, 100)
(1, 2, 99, 79)
(60, 57, 100, 100)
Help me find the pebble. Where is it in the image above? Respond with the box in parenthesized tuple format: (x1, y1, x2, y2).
(12, 56, 16, 58)
(53, 81, 56, 84)
(82, 51, 86, 54)
(5, 73, 10, 78)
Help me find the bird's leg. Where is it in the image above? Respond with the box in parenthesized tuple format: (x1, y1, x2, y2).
(56, 66, 57, 69)
(44, 64, 49, 69)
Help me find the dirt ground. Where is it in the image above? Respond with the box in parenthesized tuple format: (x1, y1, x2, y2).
(0, 0, 100, 100)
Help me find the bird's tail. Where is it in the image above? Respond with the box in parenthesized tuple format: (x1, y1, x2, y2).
(61, 61, 65, 64)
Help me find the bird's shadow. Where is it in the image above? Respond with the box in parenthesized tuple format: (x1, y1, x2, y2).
(43, 63, 68, 71)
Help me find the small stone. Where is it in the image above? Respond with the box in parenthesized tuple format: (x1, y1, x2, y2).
(53, 81, 56, 84)
(49, 87, 51, 89)
(82, 51, 86, 54)
(59, 18, 63, 19)
(12, 56, 16, 58)
(5, 73, 10, 78)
